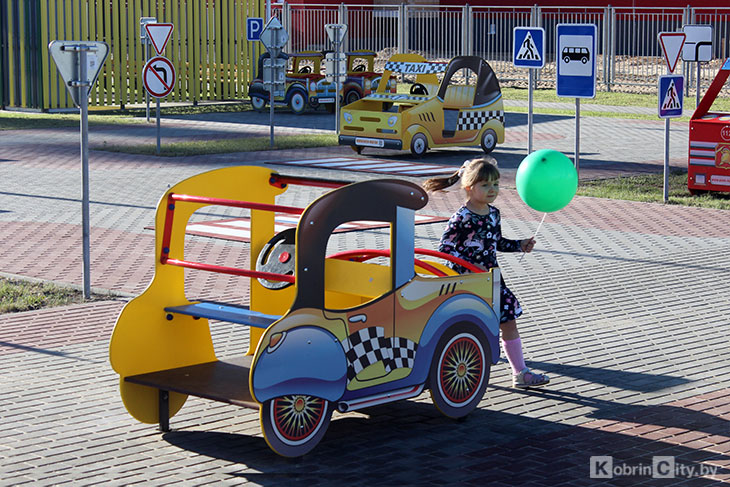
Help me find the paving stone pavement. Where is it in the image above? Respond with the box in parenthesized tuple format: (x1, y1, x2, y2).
(1, 108, 729, 486)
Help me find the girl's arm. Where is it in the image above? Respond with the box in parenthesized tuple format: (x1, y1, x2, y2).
(494, 208, 522, 253)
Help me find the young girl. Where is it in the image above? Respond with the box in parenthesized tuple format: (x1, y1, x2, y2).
(423, 156, 549, 389)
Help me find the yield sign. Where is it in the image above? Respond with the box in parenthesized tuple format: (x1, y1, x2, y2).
(658, 32, 686, 73)
(145, 23, 174, 55)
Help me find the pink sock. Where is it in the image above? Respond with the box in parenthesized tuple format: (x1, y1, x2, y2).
(502, 338, 526, 375)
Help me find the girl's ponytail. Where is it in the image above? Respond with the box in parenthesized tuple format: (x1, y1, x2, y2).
(422, 171, 460, 192)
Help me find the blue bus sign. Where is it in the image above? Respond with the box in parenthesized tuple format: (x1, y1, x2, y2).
(556, 23, 597, 98)
(513, 27, 545, 68)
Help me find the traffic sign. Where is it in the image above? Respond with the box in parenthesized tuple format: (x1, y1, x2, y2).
(682, 25, 713, 62)
(48, 40, 109, 107)
(658, 32, 686, 73)
(325, 52, 347, 82)
(513, 27, 545, 68)
(143, 56, 176, 98)
(145, 23, 174, 55)
(325, 24, 348, 44)
(247, 17, 264, 41)
(658, 74, 684, 118)
(260, 17, 288, 52)
(556, 23, 597, 98)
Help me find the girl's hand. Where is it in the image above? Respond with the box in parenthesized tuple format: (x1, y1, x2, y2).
(520, 237, 536, 253)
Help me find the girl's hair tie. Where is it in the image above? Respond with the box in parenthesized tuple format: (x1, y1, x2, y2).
(457, 161, 470, 178)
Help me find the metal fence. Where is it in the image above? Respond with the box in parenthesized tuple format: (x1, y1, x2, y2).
(276, 3, 730, 94)
(1, 0, 264, 110)
(3, 2, 730, 109)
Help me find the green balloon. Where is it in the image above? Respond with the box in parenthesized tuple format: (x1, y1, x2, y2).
(515, 149, 578, 213)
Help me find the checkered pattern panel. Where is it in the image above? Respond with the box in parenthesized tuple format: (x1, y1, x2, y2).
(341, 327, 419, 381)
(365, 93, 428, 102)
(456, 110, 505, 131)
(389, 336, 418, 370)
(341, 327, 391, 381)
(384, 61, 448, 74)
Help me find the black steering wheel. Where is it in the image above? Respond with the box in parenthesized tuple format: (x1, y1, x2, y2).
(298, 66, 312, 73)
(256, 228, 296, 289)
(353, 64, 366, 72)
(410, 83, 428, 95)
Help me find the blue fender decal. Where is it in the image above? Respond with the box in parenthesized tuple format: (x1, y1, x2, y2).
(409, 295, 500, 384)
(252, 326, 348, 403)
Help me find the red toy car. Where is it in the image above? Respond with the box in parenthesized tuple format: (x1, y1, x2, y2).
(688, 58, 730, 194)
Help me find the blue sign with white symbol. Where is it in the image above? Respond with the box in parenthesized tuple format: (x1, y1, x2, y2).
(247, 17, 264, 41)
(658, 74, 684, 118)
(556, 23, 597, 98)
(513, 27, 545, 68)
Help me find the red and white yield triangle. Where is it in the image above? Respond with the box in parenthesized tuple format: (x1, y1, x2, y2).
(145, 23, 174, 55)
(658, 32, 686, 73)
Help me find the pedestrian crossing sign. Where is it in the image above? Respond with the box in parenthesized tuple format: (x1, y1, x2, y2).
(658, 74, 684, 118)
(513, 27, 545, 68)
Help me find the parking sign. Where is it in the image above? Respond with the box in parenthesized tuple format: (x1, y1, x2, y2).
(513, 27, 545, 68)
(556, 23, 597, 98)
(247, 17, 264, 41)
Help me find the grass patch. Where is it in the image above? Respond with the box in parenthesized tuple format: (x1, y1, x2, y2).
(98, 133, 338, 156)
(578, 169, 730, 210)
(0, 277, 103, 314)
(0, 102, 253, 131)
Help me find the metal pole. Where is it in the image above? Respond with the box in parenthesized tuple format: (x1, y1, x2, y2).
(156, 98, 161, 154)
(269, 59, 275, 148)
(696, 62, 701, 108)
(146, 44, 151, 122)
(575, 98, 580, 177)
(335, 38, 341, 134)
(664, 118, 670, 203)
(79, 49, 91, 300)
(528, 68, 534, 154)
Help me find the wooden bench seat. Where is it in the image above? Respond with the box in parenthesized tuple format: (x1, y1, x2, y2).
(125, 356, 258, 409)
(164, 301, 280, 328)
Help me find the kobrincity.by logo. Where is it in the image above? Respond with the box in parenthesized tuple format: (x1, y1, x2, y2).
(590, 456, 718, 479)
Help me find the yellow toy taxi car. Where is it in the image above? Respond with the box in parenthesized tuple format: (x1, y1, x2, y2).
(339, 54, 505, 157)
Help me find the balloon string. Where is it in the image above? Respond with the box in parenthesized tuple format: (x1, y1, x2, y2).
(519, 213, 546, 262)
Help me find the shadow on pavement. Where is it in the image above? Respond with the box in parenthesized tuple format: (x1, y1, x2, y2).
(162, 391, 728, 485)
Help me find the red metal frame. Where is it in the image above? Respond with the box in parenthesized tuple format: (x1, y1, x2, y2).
(269, 173, 351, 189)
(159, 192, 305, 283)
(327, 248, 487, 276)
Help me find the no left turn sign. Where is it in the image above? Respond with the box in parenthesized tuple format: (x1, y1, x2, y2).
(143, 56, 176, 98)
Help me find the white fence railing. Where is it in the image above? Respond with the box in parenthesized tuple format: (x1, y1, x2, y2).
(273, 3, 730, 94)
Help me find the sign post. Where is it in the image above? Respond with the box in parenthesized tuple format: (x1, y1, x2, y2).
(140, 17, 156, 122)
(513, 26, 545, 154)
(48, 40, 109, 299)
(658, 32, 686, 203)
(144, 23, 175, 154)
(556, 23, 597, 177)
(259, 17, 289, 148)
(325, 23, 348, 133)
(682, 24, 713, 108)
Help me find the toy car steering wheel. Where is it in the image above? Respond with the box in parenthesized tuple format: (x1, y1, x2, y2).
(298, 66, 312, 73)
(353, 64, 366, 72)
(410, 83, 428, 95)
(256, 228, 296, 289)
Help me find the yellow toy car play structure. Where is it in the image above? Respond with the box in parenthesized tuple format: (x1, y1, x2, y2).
(339, 53, 505, 157)
(109, 166, 501, 457)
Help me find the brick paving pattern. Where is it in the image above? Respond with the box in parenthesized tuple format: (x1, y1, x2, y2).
(1, 107, 728, 485)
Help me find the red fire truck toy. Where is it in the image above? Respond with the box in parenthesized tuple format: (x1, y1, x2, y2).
(688, 58, 730, 194)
